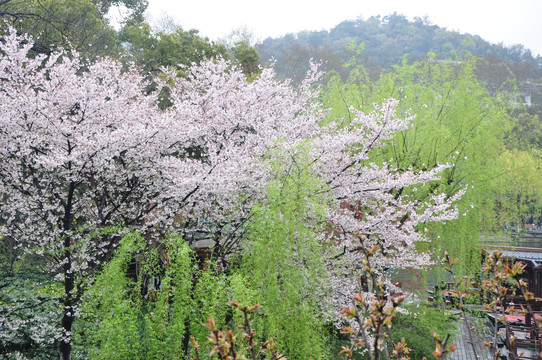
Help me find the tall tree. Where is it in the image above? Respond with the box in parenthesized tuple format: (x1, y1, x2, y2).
(0, 28, 180, 359)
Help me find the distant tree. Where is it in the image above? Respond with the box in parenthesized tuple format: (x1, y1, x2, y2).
(222, 25, 257, 47)
(258, 14, 542, 85)
(231, 41, 261, 78)
(258, 38, 347, 85)
(506, 110, 542, 149)
(119, 22, 229, 75)
(148, 13, 179, 34)
(0, 0, 120, 59)
(474, 56, 518, 95)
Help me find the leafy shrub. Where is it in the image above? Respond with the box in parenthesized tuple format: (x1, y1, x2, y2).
(391, 304, 457, 359)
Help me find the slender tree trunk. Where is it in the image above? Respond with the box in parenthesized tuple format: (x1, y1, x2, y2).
(60, 182, 76, 360)
(182, 317, 191, 359)
(60, 246, 74, 360)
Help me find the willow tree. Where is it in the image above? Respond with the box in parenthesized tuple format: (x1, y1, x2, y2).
(237, 146, 332, 360)
(494, 148, 542, 230)
(322, 54, 510, 275)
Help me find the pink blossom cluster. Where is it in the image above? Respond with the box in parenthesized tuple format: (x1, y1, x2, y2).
(315, 99, 464, 318)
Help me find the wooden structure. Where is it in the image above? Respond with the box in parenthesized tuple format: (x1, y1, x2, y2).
(485, 248, 542, 359)
(498, 296, 542, 360)
(486, 247, 542, 299)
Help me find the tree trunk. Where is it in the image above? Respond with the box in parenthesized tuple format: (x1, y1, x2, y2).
(60, 238, 74, 360)
(60, 181, 76, 360)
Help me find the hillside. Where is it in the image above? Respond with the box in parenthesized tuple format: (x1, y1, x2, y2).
(257, 13, 542, 97)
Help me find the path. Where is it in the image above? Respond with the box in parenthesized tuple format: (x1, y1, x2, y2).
(448, 315, 492, 360)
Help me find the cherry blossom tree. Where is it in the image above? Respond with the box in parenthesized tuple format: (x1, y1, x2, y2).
(313, 100, 464, 356)
(0, 29, 188, 359)
(161, 60, 324, 261)
(0, 29, 321, 359)
(319, 101, 463, 298)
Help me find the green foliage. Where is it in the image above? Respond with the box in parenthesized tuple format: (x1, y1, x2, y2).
(494, 148, 542, 227)
(239, 146, 331, 360)
(322, 56, 511, 276)
(76, 232, 197, 359)
(119, 22, 229, 75)
(0, 0, 119, 59)
(188, 264, 231, 352)
(0, 237, 61, 359)
(140, 235, 194, 359)
(76, 232, 145, 359)
(391, 305, 457, 359)
(506, 110, 542, 150)
(75, 231, 239, 360)
(231, 41, 261, 79)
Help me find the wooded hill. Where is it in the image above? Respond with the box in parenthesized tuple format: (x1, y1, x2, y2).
(256, 13, 542, 107)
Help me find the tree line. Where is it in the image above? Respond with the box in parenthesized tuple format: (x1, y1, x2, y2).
(258, 13, 542, 87)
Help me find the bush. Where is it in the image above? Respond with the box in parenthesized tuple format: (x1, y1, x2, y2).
(391, 304, 457, 359)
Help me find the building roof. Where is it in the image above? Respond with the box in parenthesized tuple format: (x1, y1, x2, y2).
(489, 248, 542, 267)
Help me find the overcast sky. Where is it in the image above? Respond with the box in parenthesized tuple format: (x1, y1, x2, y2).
(145, 0, 542, 57)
